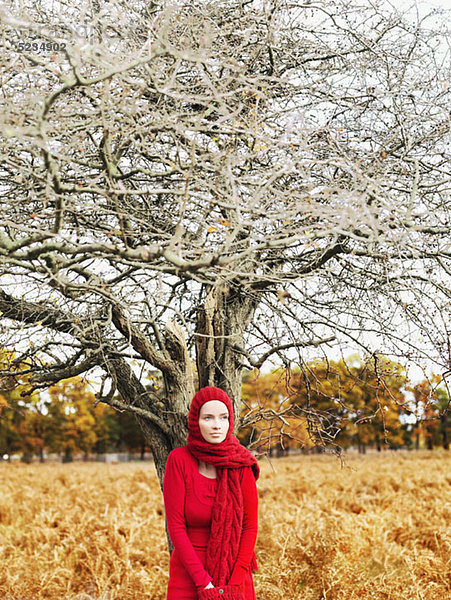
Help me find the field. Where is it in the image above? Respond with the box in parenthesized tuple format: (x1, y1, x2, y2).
(0, 452, 450, 600)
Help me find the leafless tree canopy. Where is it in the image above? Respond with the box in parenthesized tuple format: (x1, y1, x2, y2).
(0, 0, 450, 473)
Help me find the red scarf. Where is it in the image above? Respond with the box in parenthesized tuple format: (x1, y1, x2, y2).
(187, 386, 259, 586)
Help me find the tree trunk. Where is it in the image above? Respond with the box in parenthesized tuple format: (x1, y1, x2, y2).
(6, 438, 12, 462)
(441, 413, 449, 450)
(21, 451, 32, 464)
(357, 436, 362, 454)
(62, 448, 73, 463)
(111, 357, 175, 486)
(195, 284, 257, 429)
(376, 435, 381, 452)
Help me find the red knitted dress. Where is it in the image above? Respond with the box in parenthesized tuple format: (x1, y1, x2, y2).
(163, 446, 258, 600)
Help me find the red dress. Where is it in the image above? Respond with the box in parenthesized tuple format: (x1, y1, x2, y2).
(163, 446, 258, 600)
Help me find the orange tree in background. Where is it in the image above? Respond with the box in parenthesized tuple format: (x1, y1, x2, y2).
(408, 376, 450, 450)
(240, 355, 407, 454)
(288, 357, 357, 450)
(343, 356, 407, 453)
(16, 409, 47, 463)
(44, 380, 151, 460)
(240, 368, 314, 455)
(0, 349, 40, 461)
(437, 387, 450, 450)
(1, 347, 155, 461)
(46, 377, 98, 462)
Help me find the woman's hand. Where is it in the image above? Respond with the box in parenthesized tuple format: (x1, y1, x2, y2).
(205, 582, 214, 589)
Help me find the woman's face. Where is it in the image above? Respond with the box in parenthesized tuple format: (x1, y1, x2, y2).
(198, 400, 230, 444)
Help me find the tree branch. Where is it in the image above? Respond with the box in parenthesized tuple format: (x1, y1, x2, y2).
(233, 337, 336, 370)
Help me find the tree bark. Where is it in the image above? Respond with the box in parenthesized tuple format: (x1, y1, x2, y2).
(196, 284, 257, 430)
(376, 435, 381, 452)
(441, 413, 449, 450)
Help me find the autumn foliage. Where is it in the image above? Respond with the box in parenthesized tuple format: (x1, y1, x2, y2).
(240, 355, 449, 455)
(0, 350, 149, 461)
(1, 350, 449, 461)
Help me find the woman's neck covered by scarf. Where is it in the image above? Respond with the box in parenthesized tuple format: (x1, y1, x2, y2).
(186, 386, 259, 585)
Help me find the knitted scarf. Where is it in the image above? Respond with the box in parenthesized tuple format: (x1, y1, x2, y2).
(187, 386, 259, 586)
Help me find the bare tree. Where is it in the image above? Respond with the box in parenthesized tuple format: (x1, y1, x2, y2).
(0, 0, 450, 480)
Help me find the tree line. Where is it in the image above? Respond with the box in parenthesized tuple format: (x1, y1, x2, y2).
(1, 349, 448, 462)
(240, 355, 449, 455)
(0, 349, 150, 462)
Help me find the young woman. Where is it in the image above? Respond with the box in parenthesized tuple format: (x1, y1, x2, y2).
(163, 386, 260, 600)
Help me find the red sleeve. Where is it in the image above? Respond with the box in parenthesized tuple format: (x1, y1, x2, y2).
(228, 466, 259, 586)
(163, 449, 213, 589)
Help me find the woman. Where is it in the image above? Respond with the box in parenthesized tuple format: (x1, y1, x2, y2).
(163, 386, 259, 600)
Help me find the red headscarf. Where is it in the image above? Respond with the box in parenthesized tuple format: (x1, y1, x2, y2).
(187, 386, 259, 586)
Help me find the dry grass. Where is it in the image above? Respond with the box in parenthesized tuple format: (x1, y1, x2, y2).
(0, 452, 449, 600)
